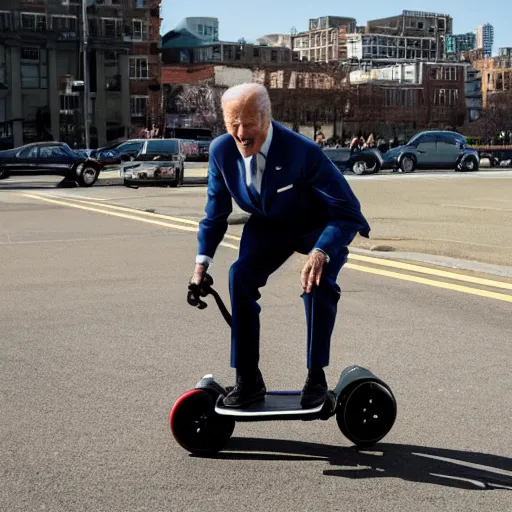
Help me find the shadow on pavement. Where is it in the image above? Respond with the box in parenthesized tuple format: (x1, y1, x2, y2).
(209, 438, 512, 490)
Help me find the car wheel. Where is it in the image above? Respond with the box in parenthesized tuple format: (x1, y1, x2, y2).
(351, 157, 380, 175)
(0, 168, 9, 180)
(399, 155, 416, 173)
(77, 165, 100, 187)
(457, 155, 479, 172)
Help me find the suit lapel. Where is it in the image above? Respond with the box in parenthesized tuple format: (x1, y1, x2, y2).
(261, 122, 285, 212)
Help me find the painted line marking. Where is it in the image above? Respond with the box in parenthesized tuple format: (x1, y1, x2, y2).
(348, 254, 512, 291)
(22, 193, 512, 303)
(345, 264, 512, 303)
(45, 195, 512, 291)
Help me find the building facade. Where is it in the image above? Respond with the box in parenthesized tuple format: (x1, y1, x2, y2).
(473, 54, 512, 108)
(476, 23, 494, 58)
(366, 10, 452, 61)
(173, 17, 219, 43)
(445, 32, 476, 60)
(0, 0, 161, 149)
(346, 34, 440, 62)
(291, 16, 356, 62)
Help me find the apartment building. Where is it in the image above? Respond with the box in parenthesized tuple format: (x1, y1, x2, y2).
(365, 10, 452, 61)
(161, 25, 294, 66)
(473, 51, 512, 108)
(291, 16, 357, 62)
(445, 32, 476, 60)
(476, 23, 494, 58)
(0, 0, 161, 149)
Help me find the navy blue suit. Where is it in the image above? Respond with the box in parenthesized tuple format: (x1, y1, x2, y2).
(197, 121, 370, 370)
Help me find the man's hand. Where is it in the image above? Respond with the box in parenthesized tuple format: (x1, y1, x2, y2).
(192, 263, 208, 285)
(301, 250, 327, 293)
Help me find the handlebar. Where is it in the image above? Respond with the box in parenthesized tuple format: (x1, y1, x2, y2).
(187, 273, 233, 328)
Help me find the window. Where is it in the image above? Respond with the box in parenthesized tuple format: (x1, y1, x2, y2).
(21, 13, 46, 32)
(145, 140, 179, 154)
(136, 0, 145, 6)
(52, 15, 77, 31)
(435, 89, 458, 106)
(130, 95, 148, 116)
(129, 57, 148, 79)
(21, 47, 47, 89)
(40, 146, 68, 158)
(18, 146, 39, 158)
(197, 24, 203, 35)
(132, 20, 142, 40)
(0, 11, 12, 31)
(102, 18, 120, 38)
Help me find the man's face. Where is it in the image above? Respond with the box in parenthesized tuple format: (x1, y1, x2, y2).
(223, 96, 269, 158)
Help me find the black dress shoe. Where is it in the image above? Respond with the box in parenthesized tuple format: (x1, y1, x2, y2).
(300, 368, 328, 409)
(222, 369, 266, 408)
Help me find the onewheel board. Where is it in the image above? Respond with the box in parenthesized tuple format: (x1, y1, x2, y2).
(215, 391, 325, 420)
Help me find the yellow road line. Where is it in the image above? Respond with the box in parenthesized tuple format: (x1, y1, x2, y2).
(59, 195, 512, 291)
(348, 254, 512, 291)
(345, 264, 512, 303)
(22, 193, 512, 303)
(44, 195, 241, 242)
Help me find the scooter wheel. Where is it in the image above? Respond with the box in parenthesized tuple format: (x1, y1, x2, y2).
(170, 389, 235, 455)
(336, 381, 397, 449)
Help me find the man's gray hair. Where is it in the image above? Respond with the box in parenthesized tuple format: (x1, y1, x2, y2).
(221, 83, 272, 124)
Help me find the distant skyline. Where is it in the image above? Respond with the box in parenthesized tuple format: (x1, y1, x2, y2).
(161, 0, 510, 56)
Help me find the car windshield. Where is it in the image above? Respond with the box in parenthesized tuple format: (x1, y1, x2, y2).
(145, 140, 179, 154)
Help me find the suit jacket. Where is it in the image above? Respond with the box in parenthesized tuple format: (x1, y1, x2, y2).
(197, 120, 370, 259)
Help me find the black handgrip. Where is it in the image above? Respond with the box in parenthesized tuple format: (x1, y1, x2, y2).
(187, 273, 232, 327)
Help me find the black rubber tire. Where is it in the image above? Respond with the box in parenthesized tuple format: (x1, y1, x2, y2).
(336, 381, 397, 449)
(77, 165, 100, 187)
(351, 156, 381, 175)
(170, 389, 235, 455)
(399, 155, 416, 173)
(0, 168, 10, 180)
(457, 155, 479, 172)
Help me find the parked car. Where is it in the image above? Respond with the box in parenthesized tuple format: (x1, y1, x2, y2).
(0, 142, 102, 186)
(322, 147, 383, 175)
(121, 138, 185, 187)
(382, 131, 480, 172)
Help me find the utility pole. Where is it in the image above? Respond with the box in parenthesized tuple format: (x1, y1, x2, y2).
(81, 0, 90, 149)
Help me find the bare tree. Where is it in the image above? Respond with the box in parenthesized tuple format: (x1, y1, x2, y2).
(467, 90, 512, 143)
(175, 83, 223, 134)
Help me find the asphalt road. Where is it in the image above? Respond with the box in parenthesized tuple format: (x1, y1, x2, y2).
(1, 174, 511, 511)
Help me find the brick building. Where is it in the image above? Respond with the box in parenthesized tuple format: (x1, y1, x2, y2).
(473, 52, 512, 108)
(0, 0, 161, 149)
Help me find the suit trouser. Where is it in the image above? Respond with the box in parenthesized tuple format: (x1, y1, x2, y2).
(229, 216, 352, 371)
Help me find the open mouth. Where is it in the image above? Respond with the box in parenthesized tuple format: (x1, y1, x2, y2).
(240, 138, 254, 148)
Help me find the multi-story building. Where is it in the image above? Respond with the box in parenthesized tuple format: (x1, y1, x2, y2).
(348, 61, 467, 129)
(445, 32, 476, 60)
(476, 23, 494, 58)
(173, 17, 219, 43)
(255, 34, 291, 48)
(473, 53, 512, 108)
(161, 26, 294, 66)
(0, 0, 161, 149)
(365, 10, 452, 60)
(346, 33, 440, 62)
(291, 16, 357, 62)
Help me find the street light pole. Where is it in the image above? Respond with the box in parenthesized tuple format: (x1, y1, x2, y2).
(82, 0, 90, 149)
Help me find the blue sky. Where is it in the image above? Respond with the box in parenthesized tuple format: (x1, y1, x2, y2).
(160, 0, 510, 56)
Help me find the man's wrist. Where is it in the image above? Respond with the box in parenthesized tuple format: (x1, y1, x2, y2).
(311, 247, 330, 263)
(196, 254, 213, 266)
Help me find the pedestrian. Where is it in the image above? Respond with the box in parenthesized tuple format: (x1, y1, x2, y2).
(190, 83, 370, 409)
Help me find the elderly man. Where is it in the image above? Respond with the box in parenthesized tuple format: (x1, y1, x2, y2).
(191, 83, 370, 409)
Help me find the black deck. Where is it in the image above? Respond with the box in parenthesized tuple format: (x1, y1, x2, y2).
(215, 391, 334, 422)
